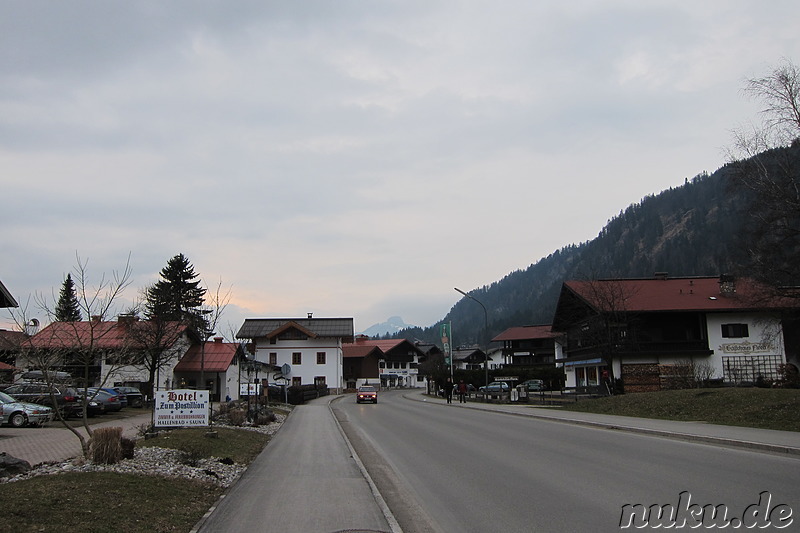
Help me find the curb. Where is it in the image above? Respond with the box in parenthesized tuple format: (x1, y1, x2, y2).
(329, 395, 402, 533)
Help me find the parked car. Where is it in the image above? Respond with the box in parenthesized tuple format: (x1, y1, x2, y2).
(2, 383, 82, 418)
(114, 386, 144, 407)
(479, 381, 510, 393)
(86, 388, 123, 412)
(0, 391, 53, 427)
(521, 379, 544, 391)
(356, 385, 378, 404)
(97, 387, 127, 408)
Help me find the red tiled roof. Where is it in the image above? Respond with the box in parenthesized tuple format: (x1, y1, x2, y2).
(0, 329, 26, 350)
(492, 325, 558, 342)
(28, 319, 189, 349)
(0, 361, 18, 371)
(564, 276, 792, 313)
(174, 339, 239, 372)
(353, 338, 408, 351)
(343, 344, 384, 358)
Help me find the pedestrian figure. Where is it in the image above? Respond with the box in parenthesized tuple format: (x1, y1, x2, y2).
(444, 377, 455, 404)
(457, 380, 467, 403)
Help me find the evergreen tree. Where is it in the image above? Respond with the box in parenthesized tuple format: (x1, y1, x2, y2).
(54, 273, 82, 322)
(145, 253, 209, 334)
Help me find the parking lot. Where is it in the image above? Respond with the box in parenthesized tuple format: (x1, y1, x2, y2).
(0, 408, 152, 465)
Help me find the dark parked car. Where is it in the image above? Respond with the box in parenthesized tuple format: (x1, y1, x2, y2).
(114, 386, 144, 407)
(2, 383, 82, 418)
(86, 388, 123, 412)
(521, 379, 544, 391)
(97, 387, 127, 408)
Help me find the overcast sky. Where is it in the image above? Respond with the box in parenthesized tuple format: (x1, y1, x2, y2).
(2, 1, 799, 335)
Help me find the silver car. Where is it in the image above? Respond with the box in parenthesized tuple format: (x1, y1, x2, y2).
(0, 391, 54, 427)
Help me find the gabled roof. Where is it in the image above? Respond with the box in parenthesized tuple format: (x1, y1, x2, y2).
(0, 280, 18, 308)
(452, 347, 488, 362)
(0, 329, 26, 351)
(237, 317, 354, 343)
(562, 276, 793, 314)
(351, 336, 426, 361)
(28, 319, 190, 350)
(343, 344, 384, 359)
(492, 325, 558, 342)
(174, 338, 242, 373)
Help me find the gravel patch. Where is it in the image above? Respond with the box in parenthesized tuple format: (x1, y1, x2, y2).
(1, 414, 286, 488)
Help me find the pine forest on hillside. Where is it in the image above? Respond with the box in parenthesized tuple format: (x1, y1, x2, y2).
(396, 143, 800, 348)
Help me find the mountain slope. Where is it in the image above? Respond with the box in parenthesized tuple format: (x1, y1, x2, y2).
(400, 157, 755, 347)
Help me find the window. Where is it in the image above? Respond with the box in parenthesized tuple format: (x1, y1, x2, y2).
(317, 352, 326, 364)
(314, 376, 326, 387)
(269, 353, 277, 366)
(292, 377, 302, 387)
(292, 352, 302, 365)
(721, 323, 749, 338)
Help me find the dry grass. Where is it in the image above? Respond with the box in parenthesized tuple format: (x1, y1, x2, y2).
(560, 387, 800, 431)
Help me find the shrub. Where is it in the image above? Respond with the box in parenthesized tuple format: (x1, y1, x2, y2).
(91, 427, 123, 465)
(227, 408, 246, 427)
(120, 437, 136, 460)
(252, 410, 276, 427)
(178, 441, 211, 467)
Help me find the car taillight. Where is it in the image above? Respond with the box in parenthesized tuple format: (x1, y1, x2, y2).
(109, 397, 118, 402)
(64, 395, 76, 402)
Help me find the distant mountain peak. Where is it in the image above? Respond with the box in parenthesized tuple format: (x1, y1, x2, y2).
(360, 316, 416, 337)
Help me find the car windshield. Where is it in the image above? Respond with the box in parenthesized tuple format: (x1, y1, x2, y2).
(0, 391, 16, 403)
(359, 387, 376, 392)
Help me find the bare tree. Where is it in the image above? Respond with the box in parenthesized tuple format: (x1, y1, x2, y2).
(12, 254, 133, 459)
(728, 59, 800, 294)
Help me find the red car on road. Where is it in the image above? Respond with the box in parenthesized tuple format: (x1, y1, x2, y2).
(356, 386, 378, 404)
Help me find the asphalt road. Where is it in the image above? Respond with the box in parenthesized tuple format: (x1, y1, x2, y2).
(332, 390, 799, 533)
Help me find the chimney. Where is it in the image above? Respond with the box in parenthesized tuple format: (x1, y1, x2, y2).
(719, 274, 736, 296)
(214, 336, 224, 343)
(117, 314, 138, 328)
(307, 313, 313, 319)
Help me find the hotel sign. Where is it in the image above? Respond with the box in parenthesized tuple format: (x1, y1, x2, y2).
(719, 341, 772, 354)
(155, 389, 210, 428)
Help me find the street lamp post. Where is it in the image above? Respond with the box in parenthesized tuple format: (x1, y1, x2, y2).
(454, 288, 489, 388)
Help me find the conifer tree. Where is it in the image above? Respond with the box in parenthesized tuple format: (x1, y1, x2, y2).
(54, 273, 82, 322)
(145, 253, 209, 334)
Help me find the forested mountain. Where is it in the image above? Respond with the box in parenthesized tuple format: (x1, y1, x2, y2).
(397, 150, 773, 348)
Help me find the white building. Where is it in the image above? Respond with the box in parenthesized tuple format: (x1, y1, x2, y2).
(236, 316, 354, 393)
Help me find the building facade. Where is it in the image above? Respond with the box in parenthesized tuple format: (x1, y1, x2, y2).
(552, 275, 796, 392)
(236, 316, 354, 393)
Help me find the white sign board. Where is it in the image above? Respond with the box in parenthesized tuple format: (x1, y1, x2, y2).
(155, 389, 210, 428)
(240, 383, 261, 395)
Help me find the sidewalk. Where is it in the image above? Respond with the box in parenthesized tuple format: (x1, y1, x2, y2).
(409, 389, 800, 456)
(0, 411, 153, 465)
(195, 395, 396, 533)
